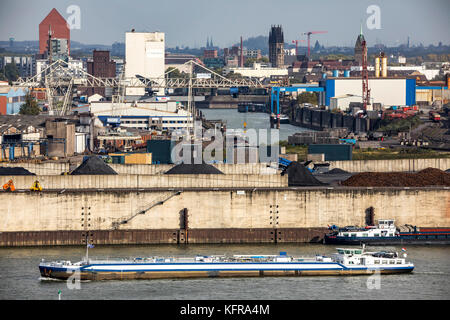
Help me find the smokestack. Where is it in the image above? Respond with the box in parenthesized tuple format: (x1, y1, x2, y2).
(240, 36, 244, 67)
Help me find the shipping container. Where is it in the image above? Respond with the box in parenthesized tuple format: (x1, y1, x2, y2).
(147, 140, 175, 164)
(109, 153, 126, 164)
(308, 144, 352, 161)
(124, 153, 152, 165)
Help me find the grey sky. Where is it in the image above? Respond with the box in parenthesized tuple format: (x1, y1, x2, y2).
(1, 0, 449, 48)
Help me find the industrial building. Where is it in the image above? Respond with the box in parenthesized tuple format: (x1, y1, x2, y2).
(76, 100, 194, 132)
(0, 85, 28, 115)
(86, 50, 116, 96)
(125, 31, 165, 96)
(324, 77, 416, 108)
(225, 62, 288, 79)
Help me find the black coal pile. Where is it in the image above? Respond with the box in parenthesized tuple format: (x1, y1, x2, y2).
(70, 156, 118, 175)
(323, 168, 350, 175)
(284, 161, 326, 186)
(165, 163, 223, 174)
(0, 167, 35, 175)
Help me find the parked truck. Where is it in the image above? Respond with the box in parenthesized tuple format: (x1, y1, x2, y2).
(429, 111, 441, 122)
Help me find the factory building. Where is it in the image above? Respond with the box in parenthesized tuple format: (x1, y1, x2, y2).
(324, 77, 416, 108)
(225, 63, 288, 79)
(0, 85, 28, 115)
(39, 8, 70, 55)
(86, 50, 116, 96)
(125, 31, 165, 96)
(75, 100, 193, 132)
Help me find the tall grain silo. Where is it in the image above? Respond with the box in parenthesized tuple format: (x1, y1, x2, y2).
(375, 57, 380, 78)
(381, 54, 388, 77)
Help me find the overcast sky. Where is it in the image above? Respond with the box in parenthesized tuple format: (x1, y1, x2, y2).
(1, 0, 449, 48)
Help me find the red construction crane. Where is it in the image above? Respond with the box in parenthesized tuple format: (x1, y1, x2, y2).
(302, 31, 328, 59)
(361, 39, 370, 110)
(291, 39, 306, 56)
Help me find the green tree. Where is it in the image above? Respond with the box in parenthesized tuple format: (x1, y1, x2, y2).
(3, 62, 19, 82)
(297, 92, 318, 105)
(19, 93, 41, 115)
(165, 67, 189, 79)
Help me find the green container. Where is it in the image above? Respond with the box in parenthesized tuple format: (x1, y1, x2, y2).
(111, 155, 125, 164)
(308, 144, 352, 161)
(147, 140, 175, 164)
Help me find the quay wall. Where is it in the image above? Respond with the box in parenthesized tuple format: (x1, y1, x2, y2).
(0, 187, 448, 246)
(0, 162, 278, 175)
(0, 174, 288, 190)
(1, 158, 449, 176)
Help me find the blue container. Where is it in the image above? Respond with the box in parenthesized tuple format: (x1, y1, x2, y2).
(333, 70, 339, 77)
(344, 70, 350, 77)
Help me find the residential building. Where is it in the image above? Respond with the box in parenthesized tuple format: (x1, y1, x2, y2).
(0, 56, 34, 78)
(39, 8, 70, 55)
(204, 49, 218, 59)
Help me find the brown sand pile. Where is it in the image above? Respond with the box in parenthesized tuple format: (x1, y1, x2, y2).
(341, 168, 450, 187)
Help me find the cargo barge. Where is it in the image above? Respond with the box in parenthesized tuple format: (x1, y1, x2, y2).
(324, 219, 450, 245)
(39, 246, 414, 281)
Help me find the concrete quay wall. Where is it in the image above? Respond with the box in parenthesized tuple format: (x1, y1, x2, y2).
(2, 158, 449, 176)
(108, 163, 278, 175)
(0, 162, 278, 175)
(1, 188, 448, 236)
(0, 174, 287, 190)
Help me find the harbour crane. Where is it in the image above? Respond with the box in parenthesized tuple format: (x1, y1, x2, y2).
(302, 31, 328, 59)
(291, 39, 306, 56)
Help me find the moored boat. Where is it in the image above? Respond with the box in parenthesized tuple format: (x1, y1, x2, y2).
(324, 219, 450, 245)
(39, 246, 414, 281)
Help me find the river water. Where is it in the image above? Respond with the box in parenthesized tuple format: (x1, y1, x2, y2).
(0, 244, 448, 300)
(200, 108, 311, 141)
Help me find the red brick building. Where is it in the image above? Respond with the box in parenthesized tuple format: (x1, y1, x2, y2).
(86, 50, 116, 96)
(203, 49, 218, 59)
(39, 8, 70, 55)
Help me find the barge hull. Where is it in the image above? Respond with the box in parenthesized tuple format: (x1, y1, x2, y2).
(39, 266, 414, 281)
(324, 237, 450, 245)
